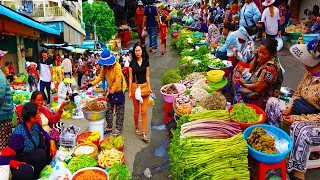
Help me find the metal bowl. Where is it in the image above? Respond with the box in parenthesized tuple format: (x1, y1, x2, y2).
(280, 87, 295, 97)
(82, 109, 107, 121)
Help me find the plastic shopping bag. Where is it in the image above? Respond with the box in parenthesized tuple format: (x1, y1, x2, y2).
(135, 86, 143, 104)
(148, 96, 155, 106)
(142, 29, 147, 38)
(276, 36, 283, 51)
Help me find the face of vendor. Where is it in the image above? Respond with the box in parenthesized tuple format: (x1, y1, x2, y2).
(42, 52, 48, 60)
(33, 94, 44, 107)
(30, 109, 40, 124)
(238, 38, 246, 44)
(134, 46, 143, 59)
(222, 28, 229, 36)
(257, 45, 273, 64)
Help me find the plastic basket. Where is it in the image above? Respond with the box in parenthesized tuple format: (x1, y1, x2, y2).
(60, 132, 77, 147)
(160, 84, 186, 103)
(100, 137, 125, 151)
(243, 124, 293, 164)
(303, 34, 319, 44)
(76, 132, 100, 146)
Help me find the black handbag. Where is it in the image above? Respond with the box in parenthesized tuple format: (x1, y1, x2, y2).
(243, 4, 258, 35)
(111, 78, 125, 104)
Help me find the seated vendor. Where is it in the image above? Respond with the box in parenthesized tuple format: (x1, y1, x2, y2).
(58, 74, 77, 104)
(17, 91, 66, 134)
(233, 38, 283, 109)
(265, 39, 320, 180)
(308, 11, 320, 34)
(184, 16, 201, 31)
(198, 17, 208, 33)
(8, 102, 57, 180)
(230, 26, 256, 66)
(211, 21, 239, 60)
(206, 16, 221, 45)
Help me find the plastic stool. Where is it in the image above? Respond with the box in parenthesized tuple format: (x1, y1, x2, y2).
(164, 101, 174, 124)
(307, 145, 320, 169)
(258, 160, 287, 180)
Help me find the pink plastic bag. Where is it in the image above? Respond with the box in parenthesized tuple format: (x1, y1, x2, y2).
(142, 29, 147, 38)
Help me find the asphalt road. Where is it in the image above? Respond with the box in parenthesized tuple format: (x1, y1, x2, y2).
(62, 40, 319, 180)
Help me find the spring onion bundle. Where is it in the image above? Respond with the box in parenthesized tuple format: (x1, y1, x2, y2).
(181, 119, 242, 138)
(169, 133, 249, 180)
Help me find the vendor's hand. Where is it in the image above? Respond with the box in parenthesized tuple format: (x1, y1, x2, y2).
(9, 160, 26, 169)
(87, 83, 93, 88)
(128, 92, 132, 99)
(49, 140, 57, 159)
(230, 45, 235, 49)
(109, 90, 114, 94)
(65, 95, 69, 100)
(282, 115, 294, 125)
(239, 79, 246, 87)
(211, 42, 218, 49)
(1, 147, 16, 156)
(250, 18, 254, 22)
(236, 65, 245, 73)
(103, 91, 107, 97)
(282, 107, 292, 116)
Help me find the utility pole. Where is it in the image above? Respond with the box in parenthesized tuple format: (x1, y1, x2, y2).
(94, 24, 97, 50)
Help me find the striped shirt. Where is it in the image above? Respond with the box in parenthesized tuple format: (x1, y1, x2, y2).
(0, 70, 13, 121)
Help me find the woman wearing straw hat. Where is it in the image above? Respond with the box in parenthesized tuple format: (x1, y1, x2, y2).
(88, 49, 127, 136)
(0, 50, 14, 151)
(261, 0, 281, 38)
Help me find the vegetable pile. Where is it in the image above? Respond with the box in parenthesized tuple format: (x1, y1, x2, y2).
(161, 69, 181, 86)
(181, 119, 242, 138)
(100, 136, 124, 150)
(175, 94, 194, 114)
(190, 87, 208, 101)
(230, 103, 261, 123)
(209, 58, 227, 68)
(68, 154, 97, 174)
(73, 169, 107, 180)
(178, 78, 194, 89)
(98, 148, 124, 168)
(199, 92, 227, 110)
(247, 127, 277, 154)
(161, 84, 179, 94)
(83, 100, 106, 111)
(109, 163, 131, 180)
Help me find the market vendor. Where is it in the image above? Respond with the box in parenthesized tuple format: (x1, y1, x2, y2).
(206, 16, 221, 45)
(308, 11, 320, 34)
(88, 49, 127, 137)
(58, 75, 77, 104)
(198, 17, 208, 33)
(184, 16, 201, 31)
(265, 39, 320, 180)
(8, 102, 57, 180)
(211, 21, 239, 60)
(230, 26, 256, 66)
(17, 91, 66, 134)
(233, 38, 283, 109)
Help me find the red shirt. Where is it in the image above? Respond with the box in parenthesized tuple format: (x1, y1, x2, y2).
(28, 69, 40, 79)
(160, 23, 167, 40)
(135, 8, 145, 26)
(233, 5, 238, 14)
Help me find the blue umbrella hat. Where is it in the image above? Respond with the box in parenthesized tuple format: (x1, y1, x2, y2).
(98, 49, 116, 66)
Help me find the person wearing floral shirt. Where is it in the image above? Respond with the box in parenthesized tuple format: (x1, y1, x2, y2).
(230, 26, 256, 64)
(206, 16, 221, 45)
(309, 11, 320, 34)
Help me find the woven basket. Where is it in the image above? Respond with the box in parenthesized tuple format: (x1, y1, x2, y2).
(73, 143, 99, 158)
(100, 137, 125, 151)
(173, 102, 186, 117)
(76, 132, 100, 146)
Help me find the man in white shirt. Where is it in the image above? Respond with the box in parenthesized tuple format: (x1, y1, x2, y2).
(39, 49, 53, 105)
(62, 55, 73, 76)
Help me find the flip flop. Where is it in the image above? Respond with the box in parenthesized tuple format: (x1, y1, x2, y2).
(136, 128, 141, 136)
(104, 128, 112, 135)
(113, 129, 121, 137)
(141, 134, 150, 143)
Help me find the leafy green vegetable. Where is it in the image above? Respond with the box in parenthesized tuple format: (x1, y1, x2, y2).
(179, 61, 198, 77)
(197, 56, 209, 72)
(68, 154, 97, 174)
(209, 59, 227, 67)
(109, 163, 131, 180)
(197, 45, 209, 55)
(230, 103, 260, 123)
(192, 37, 202, 43)
(161, 69, 181, 86)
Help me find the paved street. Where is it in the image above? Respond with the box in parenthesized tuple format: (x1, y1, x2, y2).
(62, 39, 320, 180)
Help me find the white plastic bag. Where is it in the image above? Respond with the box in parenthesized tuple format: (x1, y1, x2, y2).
(135, 86, 143, 104)
(276, 36, 283, 51)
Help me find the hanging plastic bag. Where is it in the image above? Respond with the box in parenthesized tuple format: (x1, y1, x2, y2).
(276, 36, 283, 51)
(142, 29, 147, 38)
(135, 86, 143, 104)
(148, 96, 155, 106)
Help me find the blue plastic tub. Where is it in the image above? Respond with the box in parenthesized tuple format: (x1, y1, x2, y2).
(194, 42, 207, 47)
(243, 124, 293, 164)
(303, 34, 319, 44)
(193, 32, 203, 38)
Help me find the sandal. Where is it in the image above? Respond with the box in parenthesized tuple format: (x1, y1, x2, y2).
(135, 128, 141, 136)
(152, 50, 156, 54)
(141, 134, 150, 143)
(113, 129, 121, 137)
(149, 48, 153, 52)
(104, 128, 112, 135)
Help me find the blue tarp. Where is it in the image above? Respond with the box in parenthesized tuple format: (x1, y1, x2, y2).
(41, 43, 72, 48)
(77, 40, 107, 50)
(0, 4, 60, 35)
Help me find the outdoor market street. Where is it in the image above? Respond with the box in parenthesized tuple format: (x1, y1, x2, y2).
(61, 37, 320, 179)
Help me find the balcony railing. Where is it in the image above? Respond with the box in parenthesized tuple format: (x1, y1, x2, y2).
(32, 6, 81, 24)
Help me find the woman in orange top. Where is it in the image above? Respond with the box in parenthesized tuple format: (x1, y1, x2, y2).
(135, 1, 145, 45)
(160, 16, 167, 55)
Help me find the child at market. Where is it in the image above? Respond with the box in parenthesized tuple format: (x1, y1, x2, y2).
(160, 16, 168, 55)
(27, 62, 40, 92)
(80, 68, 90, 90)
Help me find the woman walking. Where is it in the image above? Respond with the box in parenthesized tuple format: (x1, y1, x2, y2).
(128, 43, 152, 142)
(143, 0, 160, 54)
(88, 49, 126, 136)
(261, 0, 281, 38)
(0, 50, 14, 151)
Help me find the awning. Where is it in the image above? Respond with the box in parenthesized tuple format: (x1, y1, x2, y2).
(41, 43, 73, 48)
(0, 5, 60, 35)
(77, 40, 107, 50)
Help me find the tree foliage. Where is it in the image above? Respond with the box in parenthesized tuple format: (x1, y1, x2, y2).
(83, 2, 117, 42)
